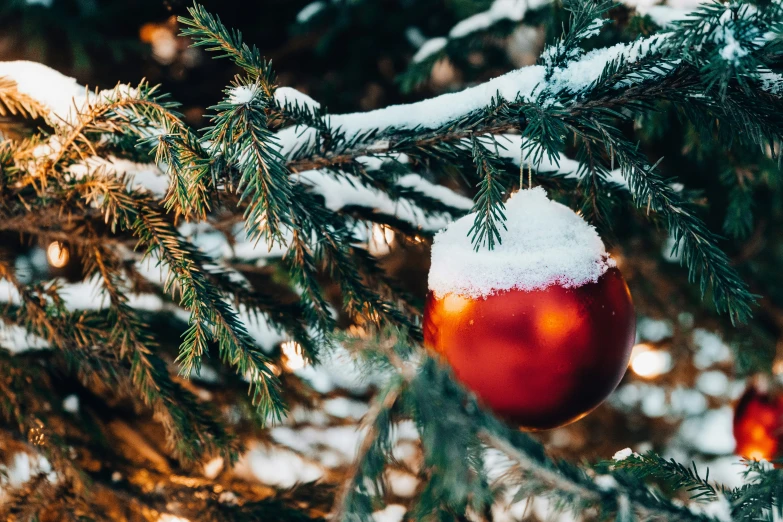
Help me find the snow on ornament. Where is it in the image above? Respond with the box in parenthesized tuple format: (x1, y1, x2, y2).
(424, 188, 635, 430)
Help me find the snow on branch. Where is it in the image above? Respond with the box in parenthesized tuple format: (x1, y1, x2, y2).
(405, 0, 704, 83)
(275, 33, 669, 156)
(0, 61, 472, 235)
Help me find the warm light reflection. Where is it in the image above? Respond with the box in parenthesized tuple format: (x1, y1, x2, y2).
(442, 294, 470, 314)
(747, 449, 768, 461)
(46, 241, 69, 268)
(281, 341, 306, 371)
(369, 224, 395, 256)
(536, 300, 581, 344)
(348, 324, 368, 338)
(158, 515, 191, 522)
(265, 361, 282, 377)
(202, 456, 224, 479)
(139, 19, 178, 65)
(629, 343, 672, 379)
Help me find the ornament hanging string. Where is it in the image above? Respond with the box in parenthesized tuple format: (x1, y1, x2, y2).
(520, 158, 533, 189)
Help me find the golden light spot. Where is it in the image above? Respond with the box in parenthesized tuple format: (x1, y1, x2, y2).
(347, 325, 369, 338)
(47, 241, 69, 268)
(369, 224, 395, 256)
(265, 361, 282, 377)
(629, 343, 672, 379)
(158, 515, 191, 522)
(202, 456, 224, 480)
(442, 294, 471, 314)
(747, 449, 769, 461)
(281, 341, 306, 371)
(373, 224, 395, 244)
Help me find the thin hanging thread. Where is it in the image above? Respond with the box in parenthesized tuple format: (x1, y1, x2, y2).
(519, 157, 533, 189)
(519, 161, 524, 190)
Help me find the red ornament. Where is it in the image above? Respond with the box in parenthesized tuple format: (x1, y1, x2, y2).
(423, 188, 637, 430)
(424, 267, 635, 430)
(733, 384, 783, 462)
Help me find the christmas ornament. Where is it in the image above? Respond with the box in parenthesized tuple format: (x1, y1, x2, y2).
(424, 188, 635, 430)
(733, 383, 783, 461)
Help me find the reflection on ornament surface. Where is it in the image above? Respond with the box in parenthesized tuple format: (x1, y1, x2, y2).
(733, 385, 783, 462)
(424, 267, 635, 430)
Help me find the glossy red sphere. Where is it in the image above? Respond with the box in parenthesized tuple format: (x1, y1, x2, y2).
(423, 267, 636, 430)
(733, 385, 783, 462)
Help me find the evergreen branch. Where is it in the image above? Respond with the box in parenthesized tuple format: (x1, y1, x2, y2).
(720, 165, 755, 240)
(179, 3, 276, 88)
(575, 116, 757, 323)
(204, 82, 295, 248)
(542, 0, 615, 73)
(151, 124, 217, 221)
(85, 243, 237, 463)
(398, 1, 552, 93)
(468, 134, 507, 251)
(338, 331, 715, 522)
(613, 453, 719, 502)
(0, 255, 235, 464)
(38, 84, 179, 178)
(331, 375, 405, 521)
(84, 177, 286, 420)
(730, 462, 783, 521)
(288, 186, 417, 335)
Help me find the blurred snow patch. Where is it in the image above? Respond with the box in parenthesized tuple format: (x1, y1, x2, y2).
(692, 329, 732, 369)
(235, 444, 323, 488)
(297, 1, 325, 22)
(688, 495, 732, 522)
(323, 397, 369, 419)
(696, 371, 729, 397)
(677, 407, 735, 455)
(637, 317, 674, 342)
(641, 386, 667, 417)
(0, 452, 55, 495)
(692, 456, 745, 489)
(62, 395, 79, 413)
(531, 496, 578, 522)
(613, 447, 634, 461)
(669, 387, 707, 416)
(372, 504, 407, 522)
(413, 37, 447, 62)
(385, 469, 419, 497)
(0, 323, 50, 353)
(270, 425, 364, 467)
(594, 475, 618, 490)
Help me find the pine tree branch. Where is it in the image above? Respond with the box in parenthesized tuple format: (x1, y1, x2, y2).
(84, 177, 286, 420)
(469, 134, 507, 251)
